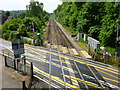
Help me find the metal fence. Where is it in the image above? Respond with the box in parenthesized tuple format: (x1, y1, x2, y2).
(4, 55, 31, 75)
(96, 53, 120, 66)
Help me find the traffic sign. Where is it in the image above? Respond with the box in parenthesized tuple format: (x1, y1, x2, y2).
(12, 41, 24, 50)
(14, 48, 24, 55)
(12, 41, 25, 58)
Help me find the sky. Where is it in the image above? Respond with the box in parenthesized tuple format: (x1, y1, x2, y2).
(0, 0, 62, 13)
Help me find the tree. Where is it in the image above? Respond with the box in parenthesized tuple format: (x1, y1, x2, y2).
(99, 2, 119, 47)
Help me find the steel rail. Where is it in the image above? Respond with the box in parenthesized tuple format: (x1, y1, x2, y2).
(54, 18, 107, 89)
(52, 19, 67, 89)
(53, 19, 89, 89)
(53, 18, 106, 89)
(26, 45, 119, 72)
(83, 58, 105, 89)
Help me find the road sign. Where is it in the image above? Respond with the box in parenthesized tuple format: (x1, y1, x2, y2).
(12, 41, 24, 58)
(12, 41, 24, 50)
(14, 48, 25, 55)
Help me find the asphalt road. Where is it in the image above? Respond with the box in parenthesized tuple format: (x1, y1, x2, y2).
(0, 38, 120, 89)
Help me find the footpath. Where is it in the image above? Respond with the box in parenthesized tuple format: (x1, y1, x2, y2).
(0, 55, 26, 89)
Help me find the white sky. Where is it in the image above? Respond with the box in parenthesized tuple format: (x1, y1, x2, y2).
(0, 0, 62, 13)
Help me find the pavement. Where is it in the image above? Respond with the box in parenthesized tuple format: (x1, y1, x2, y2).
(0, 54, 26, 89)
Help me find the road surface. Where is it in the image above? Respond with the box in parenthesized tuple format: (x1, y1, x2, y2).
(0, 38, 120, 89)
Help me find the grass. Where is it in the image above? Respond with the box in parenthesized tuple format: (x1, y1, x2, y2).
(76, 38, 89, 52)
(62, 25, 77, 35)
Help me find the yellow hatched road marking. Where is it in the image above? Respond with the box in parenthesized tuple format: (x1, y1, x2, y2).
(6, 47, 13, 53)
(0, 52, 112, 88)
(29, 45, 119, 76)
(87, 63, 120, 75)
(96, 69, 120, 80)
(64, 59, 79, 87)
(3, 47, 120, 78)
(73, 59, 120, 75)
(26, 48, 46, 59)
(64, 74, 102, 88)
(52, 58, 73, 65)
(26, 61, 79, 89)
(103, 77, 119, 83)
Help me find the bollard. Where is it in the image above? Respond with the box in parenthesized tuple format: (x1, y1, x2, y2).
(5, 56, 7, 67)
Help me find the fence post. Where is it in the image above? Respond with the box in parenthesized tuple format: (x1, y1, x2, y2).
(23, 56, 26, 75)
(22, 81, 27, 90)
(17, 59, 19, 71)
(14, 59, 16, 70)
(5, 56, 7, 67)
(2, 50, 4, 56)
(94, 49, 97, 60)
(28, 62, 33, 89)
(88, 44, 90, 55)
(8, 53, 9, 57)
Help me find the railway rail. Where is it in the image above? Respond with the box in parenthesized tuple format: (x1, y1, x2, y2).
(47, 18, 111, 89)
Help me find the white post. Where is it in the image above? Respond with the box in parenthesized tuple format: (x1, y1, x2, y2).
(80, 33, 82, 39)
(84, 34, 87, 41)
(78, 33, 80, 40)
(115, 52, 117, 63)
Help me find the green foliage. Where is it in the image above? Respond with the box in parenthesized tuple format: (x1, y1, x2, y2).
(88, 25, 101, 40)
(18, 12, 26, 19)
(1, 1, 49, 43)
(2, 18, 22, 31)
(8, 31, 19, 41)
(53, 2, 120, 48)
(99, 2, 119, 47)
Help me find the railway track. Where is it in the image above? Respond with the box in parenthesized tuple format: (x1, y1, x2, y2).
(28, 17, 119, 89)
(47, 18, 111, 89)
